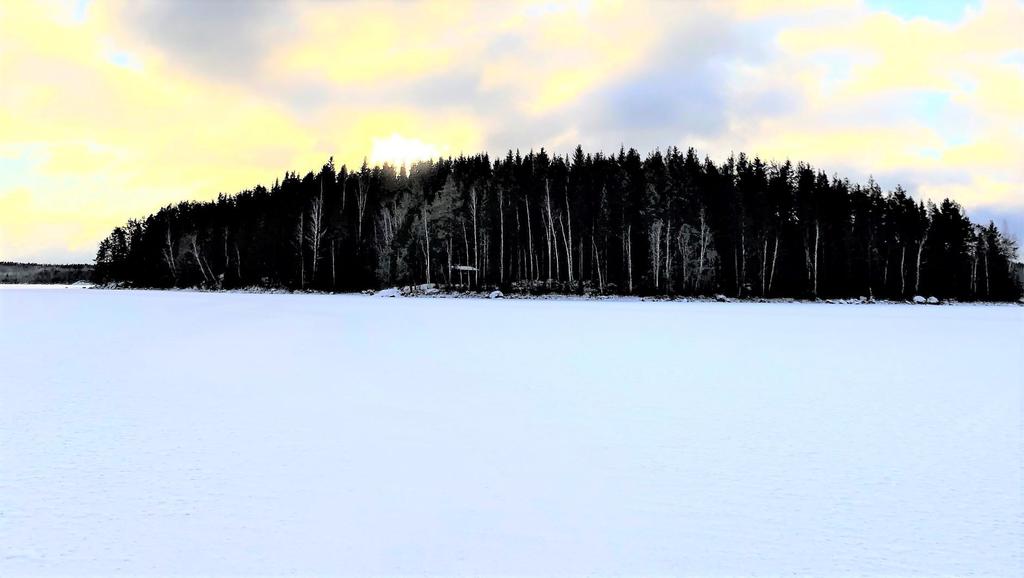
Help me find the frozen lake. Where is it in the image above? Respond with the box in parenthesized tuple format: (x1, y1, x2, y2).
(1, 287, 1021, 577)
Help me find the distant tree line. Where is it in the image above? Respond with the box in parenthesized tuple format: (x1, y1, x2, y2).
(95, 146, 1022, 300)
(1, 262, 94, 285)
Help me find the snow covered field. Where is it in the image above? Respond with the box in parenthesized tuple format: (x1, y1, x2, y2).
(1, 286, 1021, 577)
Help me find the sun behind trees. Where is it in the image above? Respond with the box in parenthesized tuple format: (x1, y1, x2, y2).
(94, 146, 1022, 301)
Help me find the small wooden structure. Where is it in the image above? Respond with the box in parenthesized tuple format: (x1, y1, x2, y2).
(450, 264, 478, 287)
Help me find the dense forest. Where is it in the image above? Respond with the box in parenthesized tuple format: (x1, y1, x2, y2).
(95, 146, 1022, 300)
(1, 262, 94, 285)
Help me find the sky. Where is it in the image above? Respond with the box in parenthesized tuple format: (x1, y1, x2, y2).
(1, 0, 1022, 263)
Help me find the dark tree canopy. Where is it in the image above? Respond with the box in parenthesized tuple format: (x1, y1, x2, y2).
(95, 147, 1022, 301)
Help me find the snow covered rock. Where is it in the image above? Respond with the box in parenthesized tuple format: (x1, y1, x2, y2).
(488, 290, 504, 299)
(376, 287, 402, 298)
(418, 283, 436, 292)
(715, 294, 730, 302)
(913, 295, 927, 304)
(927, 296, 940, 305)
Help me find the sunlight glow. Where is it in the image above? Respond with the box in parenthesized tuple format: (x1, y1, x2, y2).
(368, 134, 443, 168)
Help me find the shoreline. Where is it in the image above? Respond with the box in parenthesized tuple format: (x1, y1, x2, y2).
(5, 282, 1021, 306)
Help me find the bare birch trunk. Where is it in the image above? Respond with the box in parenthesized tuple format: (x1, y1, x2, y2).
(649, 220, 662, 289)
(446, 239, 453, 285)
(356, 179, 367, 241)
(899, 244, 906, 295)
(163, 227, 177, 283)
(626, 224, 633, 294)
(558, 215, 573, 284)
(914, 228, 928, 294)
(984, 250, 990, 296)
(563, 185, 574, 283)
(223, 228, 229, 283)
(295, 213, 305, 289)
(680, 226, 689, 290)
(422, 205, 431, 284)
(579, 239, 584, 287)
(470, 185, 479, 286)
(761, 237, 768, 296)
(461, 219, 470, 287)
(813, 221, 819, 297)
(544, 181, 555, 282)
(740, 229, 747, 297)
(970, 247, 978, 295)
(306, 189, 326, 284)
(189, 235, 213, 285)
(665, 218, 672, 293)
(498, 188, 505, 284)
(697, 211, 709, 292)
(525, 198, 536, 281)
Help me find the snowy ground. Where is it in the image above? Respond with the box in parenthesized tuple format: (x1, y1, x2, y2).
(1, 286, 1021, 577)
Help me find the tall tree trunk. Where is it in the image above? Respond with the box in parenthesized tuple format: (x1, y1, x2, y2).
(665, 218, 672, 293)
(626, 224, 633, 294)
(970, 246, 978, 295)
(558, 215, 573, 284)
(525, 198, 536, 281)
(914, 230, 928, 294)
(564, 185, 574, 283)
(189, 236, 213, 286)
(649, 220, 662, 289)
(295, 213, 305, 290)
(446, 239, 453, 285)
(462, 218, 471, 287)
(761, 237, 768, 296)
(163, 227, 177, 284)
(740, 229, 747, 297)
(984, 249, 990, 296)
(698, 211, 709, 292)
(470, 185, 479, 287)
(306, 190, 325, 285)
(422, 205, 431, 284)
(223, 228, 230, 284)
(515, 210, 522, 281)
(498, 188, 505, 284)
(813, 221, 819, 297)
(579, 238, 584, 289)
(545, 181, 555, 282)
(899, 244, 905, 296)
(680, 226, 689, 290)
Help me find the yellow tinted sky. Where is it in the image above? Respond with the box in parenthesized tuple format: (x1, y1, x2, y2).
(1, 0, 1022, 262)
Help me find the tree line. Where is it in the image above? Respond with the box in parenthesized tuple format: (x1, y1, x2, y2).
(1, 262, 94, 285)
(95, 146, 1022, 300)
